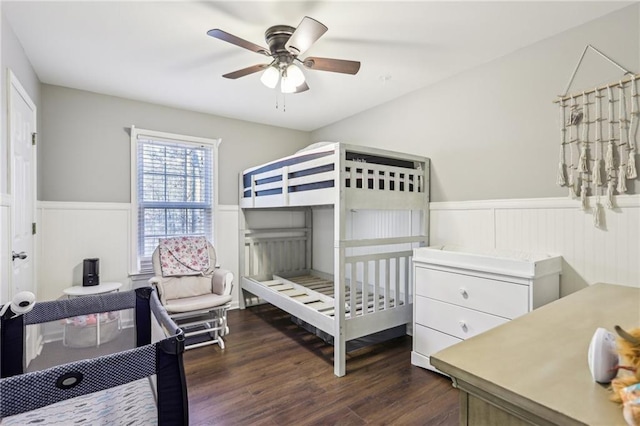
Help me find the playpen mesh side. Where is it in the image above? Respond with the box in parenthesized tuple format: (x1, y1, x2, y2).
(150, 290, 179, 334)
(0, 344, 156, 417)
(23, 291, 136, 325)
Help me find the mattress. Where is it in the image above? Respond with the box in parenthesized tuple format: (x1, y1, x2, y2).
(1, 378, 157, 425)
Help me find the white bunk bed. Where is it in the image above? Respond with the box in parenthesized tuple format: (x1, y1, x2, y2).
(239, 142, 429, 376)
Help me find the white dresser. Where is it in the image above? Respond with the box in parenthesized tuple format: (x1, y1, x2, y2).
(411, 246, 562, 373)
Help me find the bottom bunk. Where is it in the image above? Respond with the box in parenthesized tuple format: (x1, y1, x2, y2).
(240, 207, 424, 376)
(241, 270, 413, 364)
(258, 273, 408, 318)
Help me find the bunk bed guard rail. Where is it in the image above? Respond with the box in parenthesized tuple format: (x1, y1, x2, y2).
(241, 144, 426, 208)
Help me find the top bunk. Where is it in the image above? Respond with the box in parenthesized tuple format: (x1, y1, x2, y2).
(239, 142, 429, 210)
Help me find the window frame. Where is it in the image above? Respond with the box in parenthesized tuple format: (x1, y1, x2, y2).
(130, 126, 221, 275)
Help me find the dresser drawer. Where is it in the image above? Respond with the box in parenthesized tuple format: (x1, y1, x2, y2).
(414, 267, 528, 319)
(416, 296, 509, 340)
(414, 324, 462, 359)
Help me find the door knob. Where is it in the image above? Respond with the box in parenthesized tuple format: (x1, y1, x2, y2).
(12, 251, 27, 261)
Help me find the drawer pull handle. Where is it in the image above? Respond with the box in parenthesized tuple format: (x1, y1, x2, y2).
(459, 288, 468, 298)
(459, 320, 468, 331)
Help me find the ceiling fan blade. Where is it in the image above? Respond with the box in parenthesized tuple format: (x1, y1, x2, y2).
(223, 64, 268, 79)
(285, 16, 328, 56)
(294, 81, 309, 94)
(207, 29, 270, 56)
(302, 57, 361, 75)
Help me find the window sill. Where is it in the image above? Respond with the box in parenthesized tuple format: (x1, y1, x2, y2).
(129, 271, 154, 283)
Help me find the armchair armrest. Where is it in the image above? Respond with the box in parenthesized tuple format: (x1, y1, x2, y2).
(148, 276, 161, 286)
(212, 268, 233, 296)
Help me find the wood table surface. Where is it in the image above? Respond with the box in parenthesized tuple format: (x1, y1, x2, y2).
(431, 283, 640, 426)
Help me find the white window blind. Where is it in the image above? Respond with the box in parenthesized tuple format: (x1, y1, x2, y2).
(136, 137, 214, 272)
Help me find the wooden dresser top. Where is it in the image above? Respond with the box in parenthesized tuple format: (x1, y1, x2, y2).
(431, 283, 640, 426)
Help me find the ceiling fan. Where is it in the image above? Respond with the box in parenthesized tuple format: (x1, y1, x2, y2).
(207, 16, 360, 94)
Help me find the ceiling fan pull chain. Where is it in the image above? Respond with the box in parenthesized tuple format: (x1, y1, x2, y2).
(283, 94, 286, 113)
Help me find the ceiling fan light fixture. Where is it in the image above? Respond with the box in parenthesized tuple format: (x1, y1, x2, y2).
(260, 66, 280, 88)
(280, 75, 297, 93)
(285, 63, 305, 87)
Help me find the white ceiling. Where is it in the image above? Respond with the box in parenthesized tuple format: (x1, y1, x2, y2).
(3, 1, 632, 131)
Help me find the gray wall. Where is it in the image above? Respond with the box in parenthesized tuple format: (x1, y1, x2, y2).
(311, 4, 640, 202)
(3, 2, 310, 205)
(40, 85, 310, 204)
(1, 13, 41, 194)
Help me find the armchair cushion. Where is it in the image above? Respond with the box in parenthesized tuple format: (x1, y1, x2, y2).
(157, 275, 212, 302)
(164, 293, 232, 313)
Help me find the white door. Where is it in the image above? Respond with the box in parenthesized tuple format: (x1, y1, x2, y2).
(9, 71, 38, 364)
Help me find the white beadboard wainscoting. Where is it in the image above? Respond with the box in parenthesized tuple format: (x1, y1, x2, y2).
(37, 202, 132, 302)
(1, 195, 12, 304)
(31, 197, 640, 306)
(214, 205, 240, 306)
(35, 202, 241, 308)
(430, 195, 640, 296)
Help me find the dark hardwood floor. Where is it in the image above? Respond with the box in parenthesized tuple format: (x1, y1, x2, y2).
(184, 304, 459, 425)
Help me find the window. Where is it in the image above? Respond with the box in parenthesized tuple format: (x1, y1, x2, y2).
(131, 127, 220, 273)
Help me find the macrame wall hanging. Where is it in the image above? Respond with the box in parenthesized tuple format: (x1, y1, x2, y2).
(555, 45, 638, 228)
